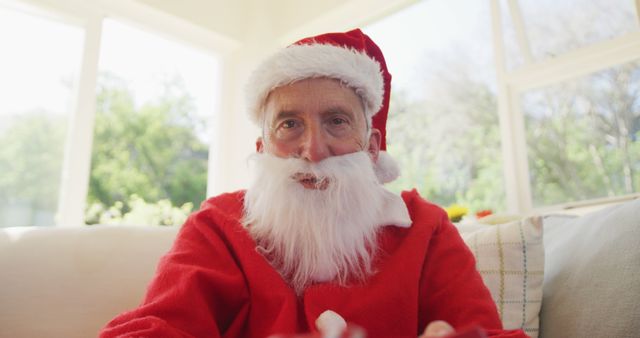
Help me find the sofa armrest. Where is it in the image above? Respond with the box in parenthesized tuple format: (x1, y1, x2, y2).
(0, 225, 179, 338)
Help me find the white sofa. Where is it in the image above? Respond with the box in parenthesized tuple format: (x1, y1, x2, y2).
(0, 199, 638, 338)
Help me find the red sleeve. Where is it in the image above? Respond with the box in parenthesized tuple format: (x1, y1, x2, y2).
(414, 199, 528, 338)
(100, 207, 250, 338)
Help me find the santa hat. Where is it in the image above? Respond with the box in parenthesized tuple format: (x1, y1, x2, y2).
(246, 28, 399, 183)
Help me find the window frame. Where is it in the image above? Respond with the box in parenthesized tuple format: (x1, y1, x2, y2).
(3, 0, 237, 226)
(491, 0, 640, 212)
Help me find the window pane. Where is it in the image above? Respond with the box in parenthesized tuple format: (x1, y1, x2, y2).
(364, 0, 505, 213)
(0, 6, 83, 227)
(87, 19, 218, 226)
(516, 0, 638, 62)
(523, 61, 640, 206)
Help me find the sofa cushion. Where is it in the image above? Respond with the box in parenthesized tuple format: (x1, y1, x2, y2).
(457, 217, 544, 338)
(0, 225, 179, 338)
(540, 198, 640, 338)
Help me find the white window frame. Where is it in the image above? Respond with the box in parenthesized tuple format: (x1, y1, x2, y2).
(5, 0, 239, 226)
(491, 0, 640, 213)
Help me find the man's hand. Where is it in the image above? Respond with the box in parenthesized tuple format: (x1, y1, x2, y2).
(419, 320, 454, 338)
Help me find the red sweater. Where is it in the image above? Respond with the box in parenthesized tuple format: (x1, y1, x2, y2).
(101, 190, 527, 338)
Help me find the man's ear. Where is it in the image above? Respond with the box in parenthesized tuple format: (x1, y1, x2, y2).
(367, 128, 381, 162)
(256, 137, 264, 153)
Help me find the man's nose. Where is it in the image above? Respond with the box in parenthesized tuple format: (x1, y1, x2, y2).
(299, 128, 331, 163)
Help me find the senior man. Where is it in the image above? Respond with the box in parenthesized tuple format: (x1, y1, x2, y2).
(101, 29, 527, 338)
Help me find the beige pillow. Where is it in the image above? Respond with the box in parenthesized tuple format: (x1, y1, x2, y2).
(456, 217, 544, 338)
(540, 199, 640, 338)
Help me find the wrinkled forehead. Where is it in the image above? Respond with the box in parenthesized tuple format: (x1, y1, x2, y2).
(260, 77, 369, 126)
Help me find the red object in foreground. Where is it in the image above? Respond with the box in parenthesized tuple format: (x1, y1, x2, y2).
(444, 326, 488, 338)
(475, 210, 493, 219)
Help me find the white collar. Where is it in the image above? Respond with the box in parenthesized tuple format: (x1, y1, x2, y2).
(375, 189, 412, 228)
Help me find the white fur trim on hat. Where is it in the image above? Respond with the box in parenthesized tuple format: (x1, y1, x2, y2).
(375, 151, 400, 184)
(246, 43, 384, 125)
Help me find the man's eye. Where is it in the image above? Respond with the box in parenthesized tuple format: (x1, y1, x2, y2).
(282, 120, 298, 129)
(331, 117, 347, 125)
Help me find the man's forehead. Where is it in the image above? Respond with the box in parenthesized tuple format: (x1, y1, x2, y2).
(267, 78, 356, 98)
(263, 78, 365, 116)
(270, 105, 358, 120)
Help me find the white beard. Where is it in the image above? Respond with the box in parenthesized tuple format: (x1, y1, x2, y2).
(242, 151, 388, 294)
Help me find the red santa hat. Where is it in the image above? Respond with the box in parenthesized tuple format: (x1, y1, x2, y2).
(246, 28, 399, 183)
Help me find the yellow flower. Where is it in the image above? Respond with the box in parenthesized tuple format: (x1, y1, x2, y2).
(445, 204, 468, 222)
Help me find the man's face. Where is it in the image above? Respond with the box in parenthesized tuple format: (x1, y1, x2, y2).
(257, 78, 380, 188)
(246, 80, 387, 291)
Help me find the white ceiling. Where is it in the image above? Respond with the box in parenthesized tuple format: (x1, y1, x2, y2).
(133, 0, 350, 43)
(10, 0, 417, 51)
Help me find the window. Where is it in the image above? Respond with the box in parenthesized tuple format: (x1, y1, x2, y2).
(366, 0, 640, 212)
(523, 60, 640, 206)
(86, 19, 219, 226)
(500, 0, 639, 69)
(513, 0, 637, 62)
(364, 0, 505, 212)
(501, 0, 640, 208)
(0, 5, 83, 227)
